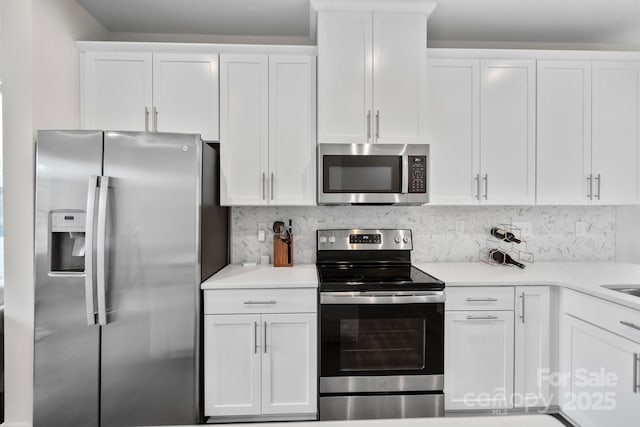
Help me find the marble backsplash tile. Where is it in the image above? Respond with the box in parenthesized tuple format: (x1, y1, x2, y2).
(230, 206, 616, 264)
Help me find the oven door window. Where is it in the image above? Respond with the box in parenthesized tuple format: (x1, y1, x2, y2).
(323, 155, 402, 193)
(320, 303, 443, 376)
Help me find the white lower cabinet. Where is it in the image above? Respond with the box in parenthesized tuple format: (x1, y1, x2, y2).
(203, 289, 317, 420)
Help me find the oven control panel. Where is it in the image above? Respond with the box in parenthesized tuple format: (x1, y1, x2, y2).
(318, 229, 412, 251)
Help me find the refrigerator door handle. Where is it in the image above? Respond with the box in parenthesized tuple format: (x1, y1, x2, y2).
(96, 175, 110, 326)
(84, 176, 99, 325)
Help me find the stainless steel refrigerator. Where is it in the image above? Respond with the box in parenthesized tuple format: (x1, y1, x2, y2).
(34, 130, 229, 427)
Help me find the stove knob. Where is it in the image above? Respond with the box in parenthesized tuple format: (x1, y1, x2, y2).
(328, 236, 336, 244)
(319, 236, 327, 244)
(394, 235, 401, 243)
(403, 236, 410, 244)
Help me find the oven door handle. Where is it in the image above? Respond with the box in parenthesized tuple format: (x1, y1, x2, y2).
(321, 291, 445, 304)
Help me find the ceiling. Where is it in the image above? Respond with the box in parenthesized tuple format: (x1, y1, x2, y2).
(76, 0, 640, 46)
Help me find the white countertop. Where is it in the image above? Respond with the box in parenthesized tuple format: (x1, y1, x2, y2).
(201, 264, 318, 289)
(417, 261, 640, 311)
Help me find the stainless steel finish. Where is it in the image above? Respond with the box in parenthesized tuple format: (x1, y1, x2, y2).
(96, 176, 109, 326)
(270, 172, 274, 201)
(317, 143, 429, 205)
(595, 173, 601, 200)
(317, 229, 413, 251)
(99, 132, 202, 426)
(262, 172, 266, 200)
(35, 130, 103, 427)
(264, 321, 268, 354)
(587, 174, 593, 200)
(466, 297, 497, 302)
(466, 315, 498, 320)
(375, 110, 380, 139)
(321, 291, 445, 305)
(475, 174, 480, 200)
(320, 374, 443, 394)
(634, 353, 640, 393)
(620, 321, 640, 332)
(244, 300, 277, 305)
(320, 393, 444, 421)
(85, 176, 99, 325)
(366, 110, 371, 141)
(483, 173, 488, 200)
(520, 292, 525, 323)
(254, 322, 259, 354)
(601, 284, 640, 298)
(153, 107, 158, 132)
(401, 155, 409, 194)
(144, 107, 149, 131)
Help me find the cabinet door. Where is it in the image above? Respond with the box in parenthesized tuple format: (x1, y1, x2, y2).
(268, 56, 317, 206)
(317, 11, 373, 143)
(82, 51, 152, 131)
(562, 316, 640, 427)
(219, 55, 269, 205)
(592, 61, 640, 205)
(373, 13, 427, 144)
(204, 314, 262, 416)
(153, 53, 219, 140)
(426, 58, 480, 205)
(261, 313, 317, 415)
(514, 286, 551, 408)
(445, 311, 514, 410)
(480, 60, 536, 205)
(537, 61, 592, 205)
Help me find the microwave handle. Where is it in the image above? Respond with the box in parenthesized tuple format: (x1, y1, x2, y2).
(402, 155, 409, 194)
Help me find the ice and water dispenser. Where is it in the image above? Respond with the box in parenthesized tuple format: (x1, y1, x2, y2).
(49, 211, 86, 273)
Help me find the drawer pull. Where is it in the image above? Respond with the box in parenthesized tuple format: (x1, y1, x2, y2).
(466, 298, 498, 302)
(466, 315, 498, 320)
(620, 321, 640, 332)
(244, 300, 277, 305)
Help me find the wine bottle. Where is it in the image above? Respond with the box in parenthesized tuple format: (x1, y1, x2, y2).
(490, 249, 525, 269)
(490, 227, 522, 244)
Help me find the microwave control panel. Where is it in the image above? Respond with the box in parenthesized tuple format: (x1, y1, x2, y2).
(408, 156, 427, 193)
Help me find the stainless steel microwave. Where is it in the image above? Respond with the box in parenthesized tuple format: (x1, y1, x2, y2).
(317, 143, 429, 205)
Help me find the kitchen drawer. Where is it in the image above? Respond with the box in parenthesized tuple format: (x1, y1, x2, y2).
(564, 288, 640, 344)
(204, 288, 317, 315)
(446, 287, 514, 311)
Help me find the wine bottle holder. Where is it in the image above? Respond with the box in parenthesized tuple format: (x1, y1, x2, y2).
(479, 223, 534, 268)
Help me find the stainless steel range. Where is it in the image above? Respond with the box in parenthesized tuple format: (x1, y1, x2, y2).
(317, 229, 445, 421)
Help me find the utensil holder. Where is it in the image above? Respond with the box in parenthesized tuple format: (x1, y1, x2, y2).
(273, 235, 293, 267)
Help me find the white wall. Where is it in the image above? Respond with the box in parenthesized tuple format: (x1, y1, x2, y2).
(1, 1, 107, 425)
(615, 206, 640, 263)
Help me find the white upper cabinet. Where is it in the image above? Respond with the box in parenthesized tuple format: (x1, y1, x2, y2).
(317, 8, 428, 144)
(537, 61, 592, 205)
(480, 60, 536, 205)
(592, 61, 640, 205)
(82, 51, 153, 131)
(220, 54, 317, 206)
(152, 53, 219, 140)
(83, 51, 219, 138)
(427, 58, 480, 205)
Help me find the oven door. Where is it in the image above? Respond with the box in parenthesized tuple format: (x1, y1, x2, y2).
(320, 292, 444, 393)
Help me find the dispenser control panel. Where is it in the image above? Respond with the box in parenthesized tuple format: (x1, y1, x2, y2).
(51, 212, 86, 232)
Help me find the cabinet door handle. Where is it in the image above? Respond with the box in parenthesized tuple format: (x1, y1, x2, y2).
(144, 107, 150, 132)
(366, 110, 371, 141)
(587, 174, 593, 200)
(153, 107, 158, 132)
(474, 174, 480, 200)
(244, 300, 277, 305)
(270, 173, 274, 201)
(375, 110, 380, 140)
(466, 315, 498, 320)
(254, 321, 259, 354)
(483, 174, 488, 200)
(519, 292, 526, 323)
(466, 297, 498, 302)
(264, 321, 268, 354)
(620, 320, 640, 332)
(262, 173, 266, 201)
(634, 353, 640, 394)
(595, 173, 601, 200)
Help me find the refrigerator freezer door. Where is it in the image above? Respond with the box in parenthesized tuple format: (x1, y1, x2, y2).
(34, 130, 103, 427)
(100, 131, 201, 426)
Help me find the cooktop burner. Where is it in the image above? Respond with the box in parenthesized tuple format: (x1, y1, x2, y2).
(317, 264, 444, 292)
